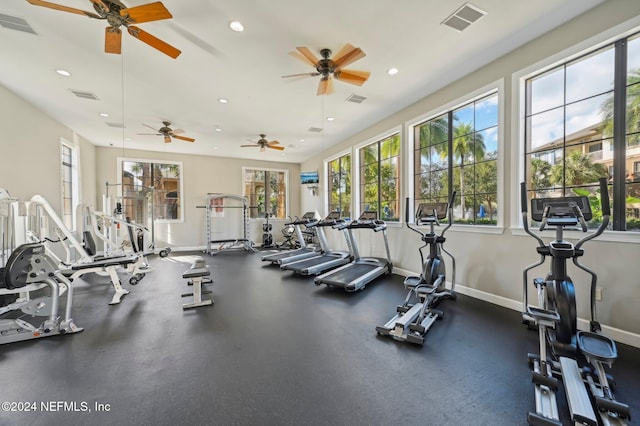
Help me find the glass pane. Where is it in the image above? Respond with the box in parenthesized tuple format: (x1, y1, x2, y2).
(565, 93, 612, 139)
(566, 47, 615, 103)
(475, 94, 498, 130)
(626, 182, 640, 231)
(361, 144, 378, 165)
(474, 160, 497, 195)
(627, 83, 640, 142)
(453, 105, 474, 136)
(627, 33, 640, 84)
(528, 154, 555, 191)
(527, 107, 564, 152)
(474, 128, 497, 161)
(431, 142, 447, 169)
(529, 67, 564, 115)
(452, 134, 476, 166)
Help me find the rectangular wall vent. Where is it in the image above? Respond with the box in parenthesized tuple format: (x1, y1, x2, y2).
(105, 122, 125, 128)
(308, 127, 323, 133)
(0, 13, 36, 34)
(346, 94, 367, 104)
(442, 3, 486, 32)
(69, 89, 99, 100)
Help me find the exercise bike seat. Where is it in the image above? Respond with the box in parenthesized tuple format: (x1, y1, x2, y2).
(577, 331, 617, 364)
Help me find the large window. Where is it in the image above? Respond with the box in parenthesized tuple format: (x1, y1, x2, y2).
(327, 153, 351, 219)
(359, 133, 400, 222)
(60, 141, 79, 230)
(120, 159, 183, 222)
(243, 168, 287, 219)
(413, 92, 499, 225)
(524, 32, 640, 230)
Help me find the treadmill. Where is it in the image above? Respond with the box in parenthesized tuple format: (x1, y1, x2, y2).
(261, 212, 320, 265)
(314, 211, 392, 292)
(280, 211, 352, 276)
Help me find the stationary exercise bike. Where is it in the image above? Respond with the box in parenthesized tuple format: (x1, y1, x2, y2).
(376, 192, 456, 345)
(521, 178, 630, 426)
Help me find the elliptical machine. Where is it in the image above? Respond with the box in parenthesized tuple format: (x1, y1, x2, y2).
(376, 192, 456, 345)
(521, 178, 630, 426)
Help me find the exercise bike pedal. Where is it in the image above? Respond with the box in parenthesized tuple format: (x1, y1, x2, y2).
(526, 305, 560, 325)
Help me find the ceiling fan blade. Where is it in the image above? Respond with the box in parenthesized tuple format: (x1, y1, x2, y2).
(121, 1, 173, 24)
(127, 26, 181, 59)
(170, 128, 184, 134)
(240, 144, 259, 148)
(281, 72, 318, 79)
(267, 145, 285, 151)
(137, 133, 162, 135)
(317, 77, 335, 96)
(26, 0, 102, 19)
(335, 69, 371, 86)
(296, 47, 320, 66)
(89, 0, 109, 13)
(289, 50, 317, 68)
(142, 124, 159, 132)
(171, 134, 195, 142)
(333, 46, 365, 68)
(164, 135, 171, 143)
(105, 26, 122, 54)
(267, 140, 281, 146)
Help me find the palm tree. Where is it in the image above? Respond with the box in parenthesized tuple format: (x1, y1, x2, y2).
(550, 150, 608, 187)
(601, 69, 640, 146)
(436, 121, 486, 219)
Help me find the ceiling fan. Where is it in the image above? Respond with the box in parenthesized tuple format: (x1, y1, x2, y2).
(139, 121, 195, 143)
(282, 43, 371, 95)
(26, 0, 181, 58)
(241, 135, 285, 152)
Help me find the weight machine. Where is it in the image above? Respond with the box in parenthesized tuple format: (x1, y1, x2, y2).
(198, 193, 257, 255)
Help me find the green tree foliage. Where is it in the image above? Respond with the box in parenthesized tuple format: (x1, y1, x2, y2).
(550, 150, 608, 186)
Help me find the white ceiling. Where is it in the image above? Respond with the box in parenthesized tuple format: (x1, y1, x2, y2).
(0, 0, 604, 163)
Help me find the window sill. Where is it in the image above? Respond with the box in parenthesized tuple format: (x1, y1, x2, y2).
(510, 227, 640, 243)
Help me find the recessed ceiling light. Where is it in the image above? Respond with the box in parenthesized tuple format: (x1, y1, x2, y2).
(229, 21, 244, 32)
(387, 67, 399, 75)
(213, 146, 218, 150)
(124, 137, 131, 141)
(218, 98, 228, 104)
(215, 126, 222, 132)
(56, 69, 71, 77)
(299, 139, 305, 142)
(327, 117, 335, 121)
(99, 112, 110, 117)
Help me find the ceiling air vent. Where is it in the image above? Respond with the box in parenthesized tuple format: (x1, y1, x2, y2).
(308, 127, 323, 133)
(105, 122, 125, 128)
(442, 3, 486, 32)
(0, 13, 37, 34)
(346, 94, 367, 104)
(69, 89, 99, 100)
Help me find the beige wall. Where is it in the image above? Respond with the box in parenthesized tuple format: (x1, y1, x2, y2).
(301, 0, 640, 340)
(95, 146, 300, 249)
(0, 84, 96, 211)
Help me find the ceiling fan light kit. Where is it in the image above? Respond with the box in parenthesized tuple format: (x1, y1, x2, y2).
(283, 43, 371, 95)
(26, 0, 181, 58)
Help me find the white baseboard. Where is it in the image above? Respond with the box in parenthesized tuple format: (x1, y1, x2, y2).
(392, 267, 640, 349)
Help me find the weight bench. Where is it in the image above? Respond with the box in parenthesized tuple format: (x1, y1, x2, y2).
(181, 258, 213, 309)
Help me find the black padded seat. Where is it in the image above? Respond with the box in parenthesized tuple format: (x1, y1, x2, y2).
(182, 268, 211, 279)
(71, 255, 139, 270)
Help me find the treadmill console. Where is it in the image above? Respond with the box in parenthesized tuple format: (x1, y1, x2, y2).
(358, 211, 378, 223)
(416, 202, 448, 222)
(530, 196, 592, 224)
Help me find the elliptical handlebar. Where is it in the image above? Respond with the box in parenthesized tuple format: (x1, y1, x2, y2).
(575, 177, 610, 250)
(405, 191, 457, 237)
(520, 178, 610, 250)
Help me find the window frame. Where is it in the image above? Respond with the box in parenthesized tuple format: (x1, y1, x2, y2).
(524, 24, 640, 234)
(405, 80, 505, 232)
(116, 157, 185, 223)
(60, 139, 79, 231)
(512, 16, 640, 242)
(324, 149, 352, 219)
(242, 166, 289, 220)
(354, 127, 402, 223)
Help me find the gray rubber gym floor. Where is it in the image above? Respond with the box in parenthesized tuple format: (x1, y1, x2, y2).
(1, 250, 638, 426)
